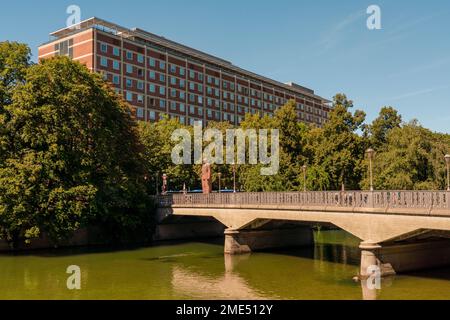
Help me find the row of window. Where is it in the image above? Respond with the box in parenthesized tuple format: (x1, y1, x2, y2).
(100, 57, 121, 70)
(125, 91, 145, 103)
(119, 88, 327, 117)
(100, 57, 148, 77)
(55, 39, 74, 58)
(149, 57, 166, 70)
(122, 92, 325, 124)
(99, 55, 311, 98)
(125, 90, 273, 116)
(99, 56, 321, 107)
(169, 64, 185, 76)
(112, 77, 300, 112)
(100, 43, 148, 65)
(123, 84, 288, 113)
(120, 88, 327, 118)
(134, 108, 248, 126)
(102, 72, 327, 122)
(100, 43, 120, 57)
(98, 45, 322, 104)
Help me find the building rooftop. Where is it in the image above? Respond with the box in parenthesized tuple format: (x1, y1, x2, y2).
(45, 17, 331, 105)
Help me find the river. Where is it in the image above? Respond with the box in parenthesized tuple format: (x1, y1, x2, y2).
(1, 230, 450, 300)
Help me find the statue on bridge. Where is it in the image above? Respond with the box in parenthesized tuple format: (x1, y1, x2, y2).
(201, 158, 212, 194)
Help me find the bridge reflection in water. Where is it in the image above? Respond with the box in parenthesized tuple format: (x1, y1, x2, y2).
(168, 233, 393, 300)
(171, 255, 268, 300)
(156, 191, 450, 279)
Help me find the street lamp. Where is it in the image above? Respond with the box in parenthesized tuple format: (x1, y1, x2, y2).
(302, 165, 307, 192)
(366, 148, 375, 192)
(155, 172, 160, 195)
(218, 172, 222, 193)
(232, 163, 237, 193)
(445, 154, 450, 191)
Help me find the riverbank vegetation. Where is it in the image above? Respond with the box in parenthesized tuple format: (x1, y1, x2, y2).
(0, 42, 153, 247)
(1, 41, 449, 246)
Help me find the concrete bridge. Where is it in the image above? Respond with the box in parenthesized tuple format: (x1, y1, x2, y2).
(155, 191, 450, 278)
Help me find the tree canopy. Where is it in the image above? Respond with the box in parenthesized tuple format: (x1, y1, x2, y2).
(0, 53, 152, 246)
(0, 41, 31, 107)
(0, 42, 31, 165)
(361, 120, 450, 190)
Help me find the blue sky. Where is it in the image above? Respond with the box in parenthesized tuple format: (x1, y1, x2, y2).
(1, 0, 450, 133)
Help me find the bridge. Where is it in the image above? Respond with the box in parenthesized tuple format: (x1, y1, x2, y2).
(155, 191, 450, 278)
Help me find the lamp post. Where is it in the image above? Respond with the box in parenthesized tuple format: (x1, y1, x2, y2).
(232, 163, 237, 193)
(302, 165, 307, 192)
(366, 148, 375, 192)
(445, 154, 450, 191)
(155, 172, 160, 195)
(218, 172, 222, 193)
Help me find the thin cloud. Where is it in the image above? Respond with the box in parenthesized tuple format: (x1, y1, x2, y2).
(388, 84, 450, 101)
(331, 12, 444, 60)
(317, 10, 366, 52)
(388, 57, 450, 78)
(385, 13, 438, 37)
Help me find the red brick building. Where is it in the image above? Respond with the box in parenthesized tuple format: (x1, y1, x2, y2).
(39, 17, 331, 126)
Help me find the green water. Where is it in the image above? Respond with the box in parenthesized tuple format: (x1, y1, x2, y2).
(1, 230, 450, 300)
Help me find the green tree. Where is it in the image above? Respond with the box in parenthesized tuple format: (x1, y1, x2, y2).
(310, 94, 367, 190)
(273, 100, 309, 161)
(138, 117, 198, 193)
(361, 121, 450, 190)
(368, 106, 402, 147)
(0, 42, 31, 165)
(0, 41, 31, 107)
(238, 101, 310, 192)
(0, 56, 152, 246)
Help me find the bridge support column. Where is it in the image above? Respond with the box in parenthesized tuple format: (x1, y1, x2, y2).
(360, 240, 450, 278)
(224, 227, 314, 255)
(359, 241, 395, 279)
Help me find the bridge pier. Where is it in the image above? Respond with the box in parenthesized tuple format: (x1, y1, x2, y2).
(359, 240, 450, 278)
(359, 241, 396, 279)
(224, 227, 314, 255)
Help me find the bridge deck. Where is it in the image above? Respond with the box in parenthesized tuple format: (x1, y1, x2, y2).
(156, 191, 450, 217)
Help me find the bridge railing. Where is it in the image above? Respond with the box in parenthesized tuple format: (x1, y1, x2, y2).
(155, 191, 450, 211)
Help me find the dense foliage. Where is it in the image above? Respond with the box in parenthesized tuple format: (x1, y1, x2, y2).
(0, 42, 31, 165)
(0, 44, 152, 246)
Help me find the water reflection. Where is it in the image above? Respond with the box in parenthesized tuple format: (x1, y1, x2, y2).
(171, 265, 270, 300)
(167, 234, 364, 300)
(168, 232, 403, 300)
(360, 277, 395, 300)
(1, 231, 450, 300)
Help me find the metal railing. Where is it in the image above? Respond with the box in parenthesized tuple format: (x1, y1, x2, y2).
(155, 191, 450, 213)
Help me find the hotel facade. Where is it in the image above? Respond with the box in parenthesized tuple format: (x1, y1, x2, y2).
(39, 17, 331, 127)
